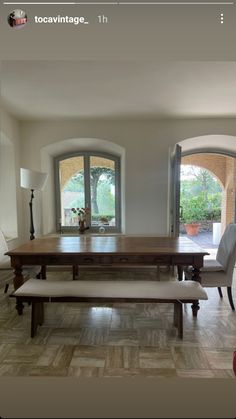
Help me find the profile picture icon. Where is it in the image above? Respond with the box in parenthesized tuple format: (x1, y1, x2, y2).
(8, 9, 27, 29)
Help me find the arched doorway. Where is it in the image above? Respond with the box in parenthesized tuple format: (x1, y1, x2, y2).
(178, 135, 236, 253)
(179, 160, 224, 251)
(181, 153, 236, 236)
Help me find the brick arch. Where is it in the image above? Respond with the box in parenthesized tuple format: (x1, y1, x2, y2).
(181, 153, 236, 234)
(181, 154, 225, 189)
(60, 156, 84, 190)
(61, 156, 115, 190)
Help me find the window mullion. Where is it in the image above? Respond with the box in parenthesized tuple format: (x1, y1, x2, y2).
(84, 154, 91, 227)
(54, 157, 61, 231)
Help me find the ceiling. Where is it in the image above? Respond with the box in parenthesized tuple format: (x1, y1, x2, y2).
(1, 61, 236, 120)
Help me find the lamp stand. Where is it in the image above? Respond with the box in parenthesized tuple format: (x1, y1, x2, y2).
(29, 189, 35, 240)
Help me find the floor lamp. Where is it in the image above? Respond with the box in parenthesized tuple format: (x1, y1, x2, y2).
(20, 168, 48, 240)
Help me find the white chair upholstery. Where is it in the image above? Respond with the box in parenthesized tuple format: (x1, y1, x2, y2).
(0, 229, 11, 269)
(185, 223, 236, 310)
(0, 229, 40, 293)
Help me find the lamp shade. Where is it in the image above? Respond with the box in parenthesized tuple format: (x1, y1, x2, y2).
(20, 168, 48, 191)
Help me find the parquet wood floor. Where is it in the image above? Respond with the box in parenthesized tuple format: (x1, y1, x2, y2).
(0, 267, 235, 377)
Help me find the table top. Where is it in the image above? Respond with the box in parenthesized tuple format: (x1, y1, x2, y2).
(6, 235, 209, 256)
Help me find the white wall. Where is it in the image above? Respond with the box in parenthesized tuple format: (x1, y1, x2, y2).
(19, 117, 236, 239)
(1, 111, 236, 244)
(0, 132, 17, 236)
(0, 107, 25, 248)
(20, 120, 171, 236)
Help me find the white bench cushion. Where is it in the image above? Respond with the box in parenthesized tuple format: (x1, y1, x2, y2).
(14, 279, 208, 300)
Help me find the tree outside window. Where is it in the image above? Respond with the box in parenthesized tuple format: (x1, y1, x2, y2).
(55, 153, 120, 232)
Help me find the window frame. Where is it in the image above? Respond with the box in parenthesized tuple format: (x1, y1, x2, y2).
(54, 151, 121, 233)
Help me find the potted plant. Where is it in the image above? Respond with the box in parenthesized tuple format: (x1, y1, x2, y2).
(181, 197, 204, 236)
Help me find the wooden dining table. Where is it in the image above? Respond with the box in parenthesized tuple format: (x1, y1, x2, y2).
(6, 235, 208, 315)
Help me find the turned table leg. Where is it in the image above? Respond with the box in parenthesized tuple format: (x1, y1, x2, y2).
(191, 266, 201, 317)
(177, 266, 183, 281)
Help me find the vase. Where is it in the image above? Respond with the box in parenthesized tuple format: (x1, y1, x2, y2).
(79, 220, 86, 234)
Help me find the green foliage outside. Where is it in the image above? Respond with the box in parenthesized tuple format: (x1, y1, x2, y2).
(70, 196, 85, 210)
(180, 167, 222, 224)
(96, 182, 115, 216)
(64, 167, 115, 219)
(64, 176, 84, 192)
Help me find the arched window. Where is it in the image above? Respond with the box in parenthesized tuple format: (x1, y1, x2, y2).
(54, 152, 121, 233)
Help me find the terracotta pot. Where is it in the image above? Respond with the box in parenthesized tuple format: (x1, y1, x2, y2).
(184, 223, 201, 236)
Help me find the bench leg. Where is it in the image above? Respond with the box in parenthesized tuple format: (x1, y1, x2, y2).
(31, 302, 44, 337)
(38, 302, 44, 325)
(31, 302, 37, 337)
(174, 302, 183, 339)
(73, 265, 79, 280)
(178, 302, 183, 339)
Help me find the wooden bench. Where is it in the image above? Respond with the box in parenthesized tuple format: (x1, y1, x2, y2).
(11, 279, 208, 339)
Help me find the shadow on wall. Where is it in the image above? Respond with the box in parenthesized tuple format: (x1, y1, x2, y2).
(0, 132, 18, 239)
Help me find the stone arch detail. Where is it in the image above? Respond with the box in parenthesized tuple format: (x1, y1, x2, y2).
(181, 154, 225, 189)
